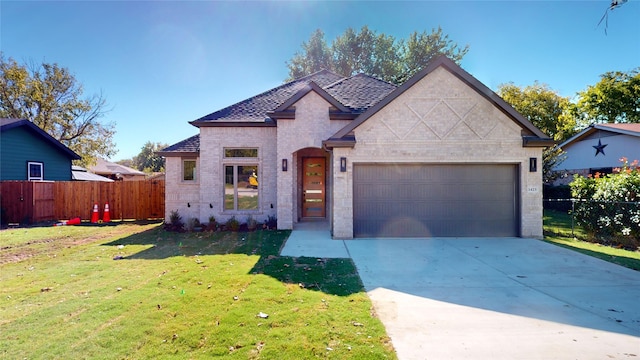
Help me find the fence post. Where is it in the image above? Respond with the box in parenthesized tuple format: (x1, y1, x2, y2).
(571, 199, 575, 238)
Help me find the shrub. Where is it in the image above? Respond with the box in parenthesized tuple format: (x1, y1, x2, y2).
(246, 215, 257, 231)
(225, 216, 240, 232)
(166, 210, 184, 232)
(264, 215, 277, 230)
(207, 215, 217, 231)
(570, 158, 640, 249)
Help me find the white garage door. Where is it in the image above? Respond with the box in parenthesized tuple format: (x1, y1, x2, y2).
(353, 164, 519, 237)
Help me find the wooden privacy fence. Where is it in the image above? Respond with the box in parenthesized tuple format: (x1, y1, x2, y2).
(1, 180, 164, 224)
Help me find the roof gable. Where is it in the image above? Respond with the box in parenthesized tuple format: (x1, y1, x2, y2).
(329, 56, 552, 144)
(0, 118, 81, 160)
(559, 123, 640, 149)
(268, 81, 351, 119)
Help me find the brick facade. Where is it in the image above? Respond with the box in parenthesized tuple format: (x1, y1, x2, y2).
(276, 91, 351, 229)
(164, 59, 546, 239)
(331, 67, 544, 238)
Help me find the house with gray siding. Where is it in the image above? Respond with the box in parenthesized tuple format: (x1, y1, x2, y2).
(1, 118, 80, 181)
(553, 123, 640, 183)
(159, 56, 553, 238)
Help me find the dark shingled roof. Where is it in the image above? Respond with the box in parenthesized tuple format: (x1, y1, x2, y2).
(157, 134, 200, 155)
(324, 73, 397, 112)
(164, 70, 397, 154)
(191, 70, 345, 125)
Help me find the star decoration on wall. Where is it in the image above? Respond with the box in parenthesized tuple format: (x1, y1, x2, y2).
(593, 139, 608, 156)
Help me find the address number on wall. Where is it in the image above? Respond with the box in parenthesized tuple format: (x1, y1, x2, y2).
(527, 187, 539, 193)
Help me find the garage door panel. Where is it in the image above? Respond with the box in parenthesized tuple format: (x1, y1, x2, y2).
(353, 164, 519, 237)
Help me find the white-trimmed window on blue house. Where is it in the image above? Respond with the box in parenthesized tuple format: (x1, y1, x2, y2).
(223, 148, 259, 211)
(27, 161, 43, 181)
(182, 159, 197, 182)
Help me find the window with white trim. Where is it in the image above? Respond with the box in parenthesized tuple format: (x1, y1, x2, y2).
(182, 159, 196, 181)
(28, 161, 43, 181)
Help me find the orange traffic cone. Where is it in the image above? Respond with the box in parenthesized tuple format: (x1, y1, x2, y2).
(67, 217, 81, 225)
(103, 202, 111, 222)
(91, 203, 100, 223)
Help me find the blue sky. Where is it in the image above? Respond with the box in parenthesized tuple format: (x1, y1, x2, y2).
(2, 1, 638, 161)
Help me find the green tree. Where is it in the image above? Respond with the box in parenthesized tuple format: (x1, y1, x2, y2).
(331, 26, 401, 82)
(498, 82, 576, 142)
(286, 26, 468, 84)
(398, 27, 469, 84)
(286, 29, 333, 81)
(0, 53, 115, 166)
(132, 141, 168, 173)
(497, 82, 577, 183)
(116, 158, 134, 169)
(575, 68, 640, 125)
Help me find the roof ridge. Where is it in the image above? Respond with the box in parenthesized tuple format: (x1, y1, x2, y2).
(295, 68, 342, 82)
(192, 70, 344, 124)
(594, 123, 640, 136)
(323, 72, 396, 90)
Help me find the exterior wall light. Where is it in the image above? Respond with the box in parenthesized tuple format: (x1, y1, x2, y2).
(340, 157, 347, 172)
(282, 158, 288, 172)
(529, 157, 537, 172)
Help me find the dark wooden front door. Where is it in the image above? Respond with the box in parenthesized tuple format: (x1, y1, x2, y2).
(302, 157, 325, 218)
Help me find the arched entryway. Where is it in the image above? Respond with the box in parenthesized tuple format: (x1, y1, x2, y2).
(294, 147, 330, 221)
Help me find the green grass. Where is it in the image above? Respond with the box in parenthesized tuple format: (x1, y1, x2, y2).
(543, 209, 640, 271)
(0, 224, 395, 359)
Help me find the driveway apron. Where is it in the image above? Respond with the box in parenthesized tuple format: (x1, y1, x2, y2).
(345, 238, 640, 360)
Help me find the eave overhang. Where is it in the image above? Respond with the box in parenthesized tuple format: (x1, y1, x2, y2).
(522, 136, 556, 147)
(266, 110, 358, 121)
(189, 121, 276, 128)
(156, 151, 200, 157)
(322, 136, 356, 149)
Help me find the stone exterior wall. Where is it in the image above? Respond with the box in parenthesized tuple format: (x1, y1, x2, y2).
(331, 67, 544, 238)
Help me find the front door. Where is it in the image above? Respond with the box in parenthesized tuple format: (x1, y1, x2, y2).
(302, 157, 326, 218)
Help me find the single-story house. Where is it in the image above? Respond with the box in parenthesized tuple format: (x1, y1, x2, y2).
(159, 56, 552, 239)
(89, 158, 146, 181)
(553, 123, 640, 183)
(71, 165, 114, 182)
(0, 118, 81, 181)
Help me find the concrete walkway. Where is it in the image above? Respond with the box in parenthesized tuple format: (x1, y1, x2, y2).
(279, 221, 349, 258)
(280, 232, 640, 360)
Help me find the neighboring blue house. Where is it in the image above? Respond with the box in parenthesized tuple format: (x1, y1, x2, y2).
(0, 118, 81, 181)
(553, 123, 640, 184)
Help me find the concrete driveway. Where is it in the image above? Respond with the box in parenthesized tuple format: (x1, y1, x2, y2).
(345, 238, 640, 360)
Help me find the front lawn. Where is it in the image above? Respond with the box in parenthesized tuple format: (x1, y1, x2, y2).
(543, 209, 640, 271)
(0, 224, 395, 359)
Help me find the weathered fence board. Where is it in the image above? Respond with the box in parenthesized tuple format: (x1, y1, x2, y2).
(1, 180, 164, 224)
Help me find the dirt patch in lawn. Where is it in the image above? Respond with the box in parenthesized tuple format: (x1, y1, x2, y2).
(0, 222, 162, 265)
